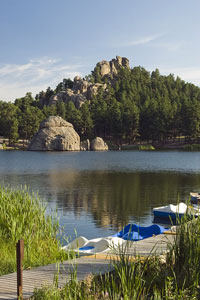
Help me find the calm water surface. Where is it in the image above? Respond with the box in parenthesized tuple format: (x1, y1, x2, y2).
(0, 150, 200, 242)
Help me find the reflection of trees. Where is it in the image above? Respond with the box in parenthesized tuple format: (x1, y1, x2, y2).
(46, 170, 200, 230)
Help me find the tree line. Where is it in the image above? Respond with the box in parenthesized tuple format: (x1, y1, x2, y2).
(1, 64, 200, 145)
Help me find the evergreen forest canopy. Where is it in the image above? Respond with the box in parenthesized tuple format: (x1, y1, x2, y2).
(1, 57, 200, 146)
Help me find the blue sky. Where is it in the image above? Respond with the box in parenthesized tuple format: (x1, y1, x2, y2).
(1, 0, 200, 101)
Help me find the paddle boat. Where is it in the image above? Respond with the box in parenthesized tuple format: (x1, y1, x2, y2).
(62, 224, 167, 255)
(153, 202, 200, 220)
(62, 236, 125, 255)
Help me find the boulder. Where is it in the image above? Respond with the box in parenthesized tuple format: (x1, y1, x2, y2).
(28, 116, 80, 151)
(0, 144, 3, 150)
(91, 137, 108, 151)
(97, 60, 111, 77)
(80, 139, 90, 151)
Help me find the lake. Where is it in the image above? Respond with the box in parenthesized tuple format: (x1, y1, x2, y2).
(0, 150, 200, 242)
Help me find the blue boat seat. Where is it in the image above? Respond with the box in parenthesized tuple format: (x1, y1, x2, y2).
(113, 224, 166, 241)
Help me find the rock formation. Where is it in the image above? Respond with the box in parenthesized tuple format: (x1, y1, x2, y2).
(91, 137, 108, 151)
(96, 56, 130, 78)
(28, 116, 80, 151)
(48, 77, 107, 109)
(80, 139, 90, 151)
(41, 56, 129, 109)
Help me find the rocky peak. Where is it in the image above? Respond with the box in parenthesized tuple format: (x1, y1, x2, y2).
(46, 56, 130, 109)
(96, 56, 130, 77)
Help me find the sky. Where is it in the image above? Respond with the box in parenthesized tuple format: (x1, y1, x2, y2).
(0, 0, 200, 102)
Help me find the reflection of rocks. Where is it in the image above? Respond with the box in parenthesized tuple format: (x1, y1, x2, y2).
(47, 169, 186, 230)
(47, 170, 157, 230)
(91, 137, 108, 151)
(28, 116, 80, 151)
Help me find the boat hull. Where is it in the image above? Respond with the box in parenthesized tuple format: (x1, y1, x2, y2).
(153, 211, 184, 219)
(190, 192, 200, 204)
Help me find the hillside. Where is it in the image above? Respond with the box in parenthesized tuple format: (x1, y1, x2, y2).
(1, 56, 200, 146)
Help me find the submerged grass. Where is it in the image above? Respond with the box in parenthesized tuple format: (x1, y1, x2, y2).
(0, 185, 68, 275)
(32, 213, 200, 299)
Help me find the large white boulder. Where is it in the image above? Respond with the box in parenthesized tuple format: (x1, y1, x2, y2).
(28, 116, 80, 151)
(91, 137, 108, 151)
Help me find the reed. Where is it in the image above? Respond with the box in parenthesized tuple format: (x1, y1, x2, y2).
(0, 185, 67, 275)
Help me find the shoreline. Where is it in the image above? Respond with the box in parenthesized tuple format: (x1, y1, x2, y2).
(0, 139, 200, 151)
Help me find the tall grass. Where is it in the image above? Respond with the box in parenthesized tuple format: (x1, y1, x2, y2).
(168, 215, 200, 289)
(0, 185, 68, 275)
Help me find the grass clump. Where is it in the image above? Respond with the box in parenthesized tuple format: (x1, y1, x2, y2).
(122, 144, 155, 150)
(32, 254, 198, 299)
(184, 144, 200, 150)
(0, 185, 68, 275)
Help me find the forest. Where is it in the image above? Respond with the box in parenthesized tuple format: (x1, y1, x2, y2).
(1, 63, 200, 146)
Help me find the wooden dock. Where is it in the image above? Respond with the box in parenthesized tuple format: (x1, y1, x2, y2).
(0, 233, 175, 300)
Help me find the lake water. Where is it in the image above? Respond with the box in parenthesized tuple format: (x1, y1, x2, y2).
(0, 150, 200, 242)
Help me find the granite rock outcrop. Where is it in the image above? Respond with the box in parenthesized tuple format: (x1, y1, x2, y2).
(28, 116, 80, 151)
(96, 56, 130, 78)
(91, 137, 108, 151)
(49, 77, 106, 109)
(42, 56, 129, 109)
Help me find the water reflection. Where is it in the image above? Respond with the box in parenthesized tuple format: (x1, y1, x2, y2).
(45, 170, 200, 231)
(1, 150, 200, 239)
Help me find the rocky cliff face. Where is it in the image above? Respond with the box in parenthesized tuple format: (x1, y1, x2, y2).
(43, 56, 129, 109)
(96, 56, 130, 78)
(49, 77, 107, 108)
(28, 116, 80, 151)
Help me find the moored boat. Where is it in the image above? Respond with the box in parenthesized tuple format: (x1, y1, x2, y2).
(153, 202, 200, 220)
(62, 223, 167, 255)
(190, 192, 200, 204)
